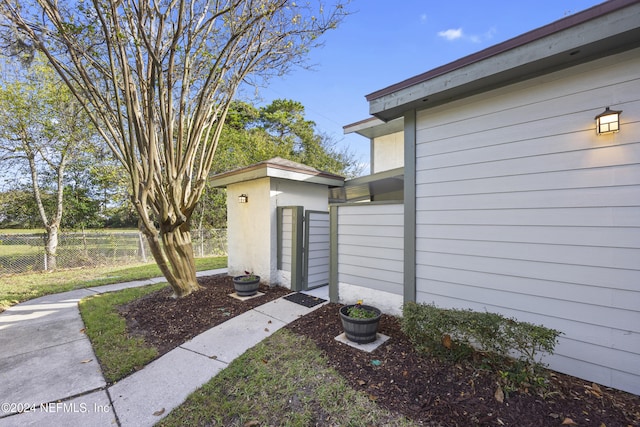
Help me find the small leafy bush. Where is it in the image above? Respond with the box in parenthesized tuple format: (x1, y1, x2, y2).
(401, 302, 562, 391)
(345, 302, 379, 319)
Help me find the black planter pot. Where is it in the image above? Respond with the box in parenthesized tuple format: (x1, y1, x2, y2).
(233, 275, 260, 297)
(339, 304, 381, 344)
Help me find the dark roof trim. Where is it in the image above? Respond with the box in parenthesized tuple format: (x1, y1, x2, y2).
(366, 0, 639, 102)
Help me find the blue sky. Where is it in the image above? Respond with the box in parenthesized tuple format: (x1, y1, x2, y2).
(250, 0, 606, 174)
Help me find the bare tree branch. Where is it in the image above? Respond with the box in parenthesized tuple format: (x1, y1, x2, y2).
(1, 0, 349, 296)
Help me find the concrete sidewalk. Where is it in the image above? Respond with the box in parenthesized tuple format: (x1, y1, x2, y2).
(0, 269, 328, 426)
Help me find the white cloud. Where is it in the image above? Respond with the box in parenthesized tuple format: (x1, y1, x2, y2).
(438, 27, 497, 43)
(437, 28, 463, 41)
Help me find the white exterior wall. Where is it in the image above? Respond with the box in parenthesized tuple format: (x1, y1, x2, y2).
(336, 203, 404, 315)
(413, 48, 640, 394)
(228, 177, 330, 286)
(227, 178, 272, 280)
(373, 131, 404, 173)
(271, 178, 329, 288)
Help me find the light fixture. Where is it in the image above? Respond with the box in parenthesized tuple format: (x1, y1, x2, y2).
(595, 107, 622, 135)
(238, 194, 248, 203)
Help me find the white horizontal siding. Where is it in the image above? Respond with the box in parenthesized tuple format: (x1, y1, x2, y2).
(306, 211, 330, 288)
(280, 208, 293, 272)
(421, 251, 638, 292)
(336, 203, 404, 295)
(417, 238, 638, 270)
(414, 48, 640, 394)
(418, 206, 640, 227)
(417, 223, 640, 248)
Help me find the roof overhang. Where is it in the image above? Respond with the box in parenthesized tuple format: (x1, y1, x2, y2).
(343, 116, 404, 139)
(367, 0, 640, 122)
(330, 167, 404, 203)
(209, 157, 345, 188)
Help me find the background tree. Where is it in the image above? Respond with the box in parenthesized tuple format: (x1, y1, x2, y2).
(0, 188, 41, 228)
(0, 60, 98, 269)
(0, 0, 349, 297)
(192, 98, 361, 229)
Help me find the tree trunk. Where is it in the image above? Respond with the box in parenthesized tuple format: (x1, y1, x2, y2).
(142, 222, 202, 298)
(45, 225, 58, 271)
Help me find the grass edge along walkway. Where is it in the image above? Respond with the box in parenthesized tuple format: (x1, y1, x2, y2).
(0, 256, 227, 312)
(158, 329, 417, 427)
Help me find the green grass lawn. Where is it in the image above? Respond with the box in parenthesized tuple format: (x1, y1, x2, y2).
(0, 256, 227, 312)
(158, 329, 416, 426)
(0, 228, 138, 234)
(75, 279, 414, 426)
(79, 283, 165, 382)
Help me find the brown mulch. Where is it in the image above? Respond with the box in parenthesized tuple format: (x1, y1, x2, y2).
(118, 274, 291, 355)
(119, 274, 640, 426)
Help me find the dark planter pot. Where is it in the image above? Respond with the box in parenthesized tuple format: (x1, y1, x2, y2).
(233, 275, 260, 297)
(339, 305, 382, 344)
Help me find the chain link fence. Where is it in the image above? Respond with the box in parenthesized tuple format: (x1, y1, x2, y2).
(0, 229, 227, 276)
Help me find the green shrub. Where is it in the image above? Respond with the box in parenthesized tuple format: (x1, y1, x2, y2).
(401, 302, 562, 391)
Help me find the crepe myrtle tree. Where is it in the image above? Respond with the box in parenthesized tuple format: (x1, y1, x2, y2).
(0, 0, 349, 297)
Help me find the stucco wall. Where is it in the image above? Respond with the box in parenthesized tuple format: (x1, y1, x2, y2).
(373, 131, 404, 174)
(412, 48, 640, 394)
(227, 177, 330, 286)
(227, 178, 272, 280)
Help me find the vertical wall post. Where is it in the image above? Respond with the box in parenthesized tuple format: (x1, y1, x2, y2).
(290, 206, 305, 291)
(329, 204, 339, 303)
(404, 109, 417, 304)
(276, 206, 284, 270)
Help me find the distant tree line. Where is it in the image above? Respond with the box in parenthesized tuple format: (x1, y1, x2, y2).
(0, 65, 359, 233)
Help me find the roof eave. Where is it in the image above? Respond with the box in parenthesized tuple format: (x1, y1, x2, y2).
(209, 158, 345, 188)
(343, 116, 404, 139)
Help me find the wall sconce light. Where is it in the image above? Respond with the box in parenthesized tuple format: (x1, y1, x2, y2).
(595, 107, 622, 135)
(238, 194, 248, 203)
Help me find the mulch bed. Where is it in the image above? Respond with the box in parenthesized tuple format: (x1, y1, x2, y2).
(118, 274, 291, 355)
(118, 274, 640, 426)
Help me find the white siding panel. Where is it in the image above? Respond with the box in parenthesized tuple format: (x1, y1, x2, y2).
(417, 236, 639, 270)
(417, 264, 640, 312)
(339, 254, 403, 275)
(417, 207, 640, 227)
(340, 263, 403, 285)
(418, 251, 638, 291)
(415, 278, 639, 332)
(306, 211, 330, 288)
(336, 203, 404, 297)
(417, 163, 640, 197)
(280, 209, 293, 272)
(417, 224, 640, 248)
(339, 244, 404, 261)
(555, 337, 640, 377)
(416, 186, 640, 210)
(415, 50, 639, 146)
(339, 234, 404, 250)
(413, 49, 640, 394)
(416, 290, 640, 355)
(417, 141, 640, 183)
(339, 273, 403, 295)
(340, 203, 404, 215)
(339, 225, 403, 238)
(416, 97, 640, 159)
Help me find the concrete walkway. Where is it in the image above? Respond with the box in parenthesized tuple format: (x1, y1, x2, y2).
(0, 269, 328, 426)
